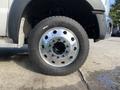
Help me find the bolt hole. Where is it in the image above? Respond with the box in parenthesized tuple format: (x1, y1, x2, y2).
(44, 55, 47, 58)
(45, 35, 48, 40)
(42, 45, 44, 49)
(62, 55, 65, 57)
(74, 47, 77, 51)
(71, 37, 75, 41)
(61, 61, 65, 64)
(53, 30, 57, 34)
(52, 61, 55, 64)
(57, 56, 59, 59)
(63, 31, 67, 34)
(53, 40, 55, 42)
(70, 56, 73, 59)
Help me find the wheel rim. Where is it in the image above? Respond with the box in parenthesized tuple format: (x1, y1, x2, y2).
(39, 27, 80, 67)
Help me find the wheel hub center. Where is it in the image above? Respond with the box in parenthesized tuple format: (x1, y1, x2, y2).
(39, 27, 79, 67)
(53, 42, 66, 55)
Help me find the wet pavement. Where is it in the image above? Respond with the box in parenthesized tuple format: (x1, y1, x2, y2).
(0, 37, 119, 90)
(81, 37, 120, 90)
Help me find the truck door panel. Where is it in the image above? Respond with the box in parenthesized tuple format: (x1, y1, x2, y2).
(0, 1, 9, 36)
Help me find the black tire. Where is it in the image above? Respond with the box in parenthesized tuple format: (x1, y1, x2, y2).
(28, 16, 89, 76)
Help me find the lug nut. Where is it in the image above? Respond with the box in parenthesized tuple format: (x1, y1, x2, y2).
(58, 39, 61, 41)
(66, 51, 68, 53)
(49, 44, 51, 47)
(52, 54, 54, 57)
(62, 55, 65, 57)
(66, 45, 69, 48)
(63, 41, 66, 43)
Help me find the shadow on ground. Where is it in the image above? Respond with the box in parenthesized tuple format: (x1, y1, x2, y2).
(0, 48, 120, 90)
(0, 48, 36, 72)
(12, 54, 42, 74)
(0, 51, 40, 74)
(0, 49, 87, 90)
(0, 53, 119, 90)
(18, 81, 83, 90)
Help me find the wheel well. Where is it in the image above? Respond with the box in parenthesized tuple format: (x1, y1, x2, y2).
(23, 0, 99, 40)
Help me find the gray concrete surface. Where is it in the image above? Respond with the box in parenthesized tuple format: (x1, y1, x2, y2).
(0, 37, 119, 90)
(81, 37, 120, 90)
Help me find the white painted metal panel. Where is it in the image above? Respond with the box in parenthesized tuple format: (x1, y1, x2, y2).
(101, 0, 110, 16)
(86, 0, 104, 10)
(9, 0, 14, 6)
(0, 1, 9, 36)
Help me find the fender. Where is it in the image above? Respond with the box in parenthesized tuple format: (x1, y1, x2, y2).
(8, 0, 31, 43)
(86, 0, 105, 11)
(8, 0, 105, 43)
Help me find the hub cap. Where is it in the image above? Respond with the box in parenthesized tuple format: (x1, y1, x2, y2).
(39, 27, 79, 67)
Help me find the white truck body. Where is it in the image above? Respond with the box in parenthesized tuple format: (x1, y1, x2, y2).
(0, 1, 8, 36)
(0, 0, 13, 36)
(101, 0, 110, 16)
(0, 0, 111, 48)
(0, 0, 24, 48)
(0, 0, 110, 37)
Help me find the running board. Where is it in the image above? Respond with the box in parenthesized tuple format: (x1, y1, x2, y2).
(0, 37, 27, 48)
(0, 43, 28, 48)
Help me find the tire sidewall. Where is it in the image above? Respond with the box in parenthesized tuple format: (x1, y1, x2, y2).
(29, 16, 89, 75)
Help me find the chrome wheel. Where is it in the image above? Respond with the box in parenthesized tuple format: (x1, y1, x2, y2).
(39, 27, 80, 67)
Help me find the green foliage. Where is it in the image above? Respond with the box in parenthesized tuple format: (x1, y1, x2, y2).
(110, 0, 120, 26)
